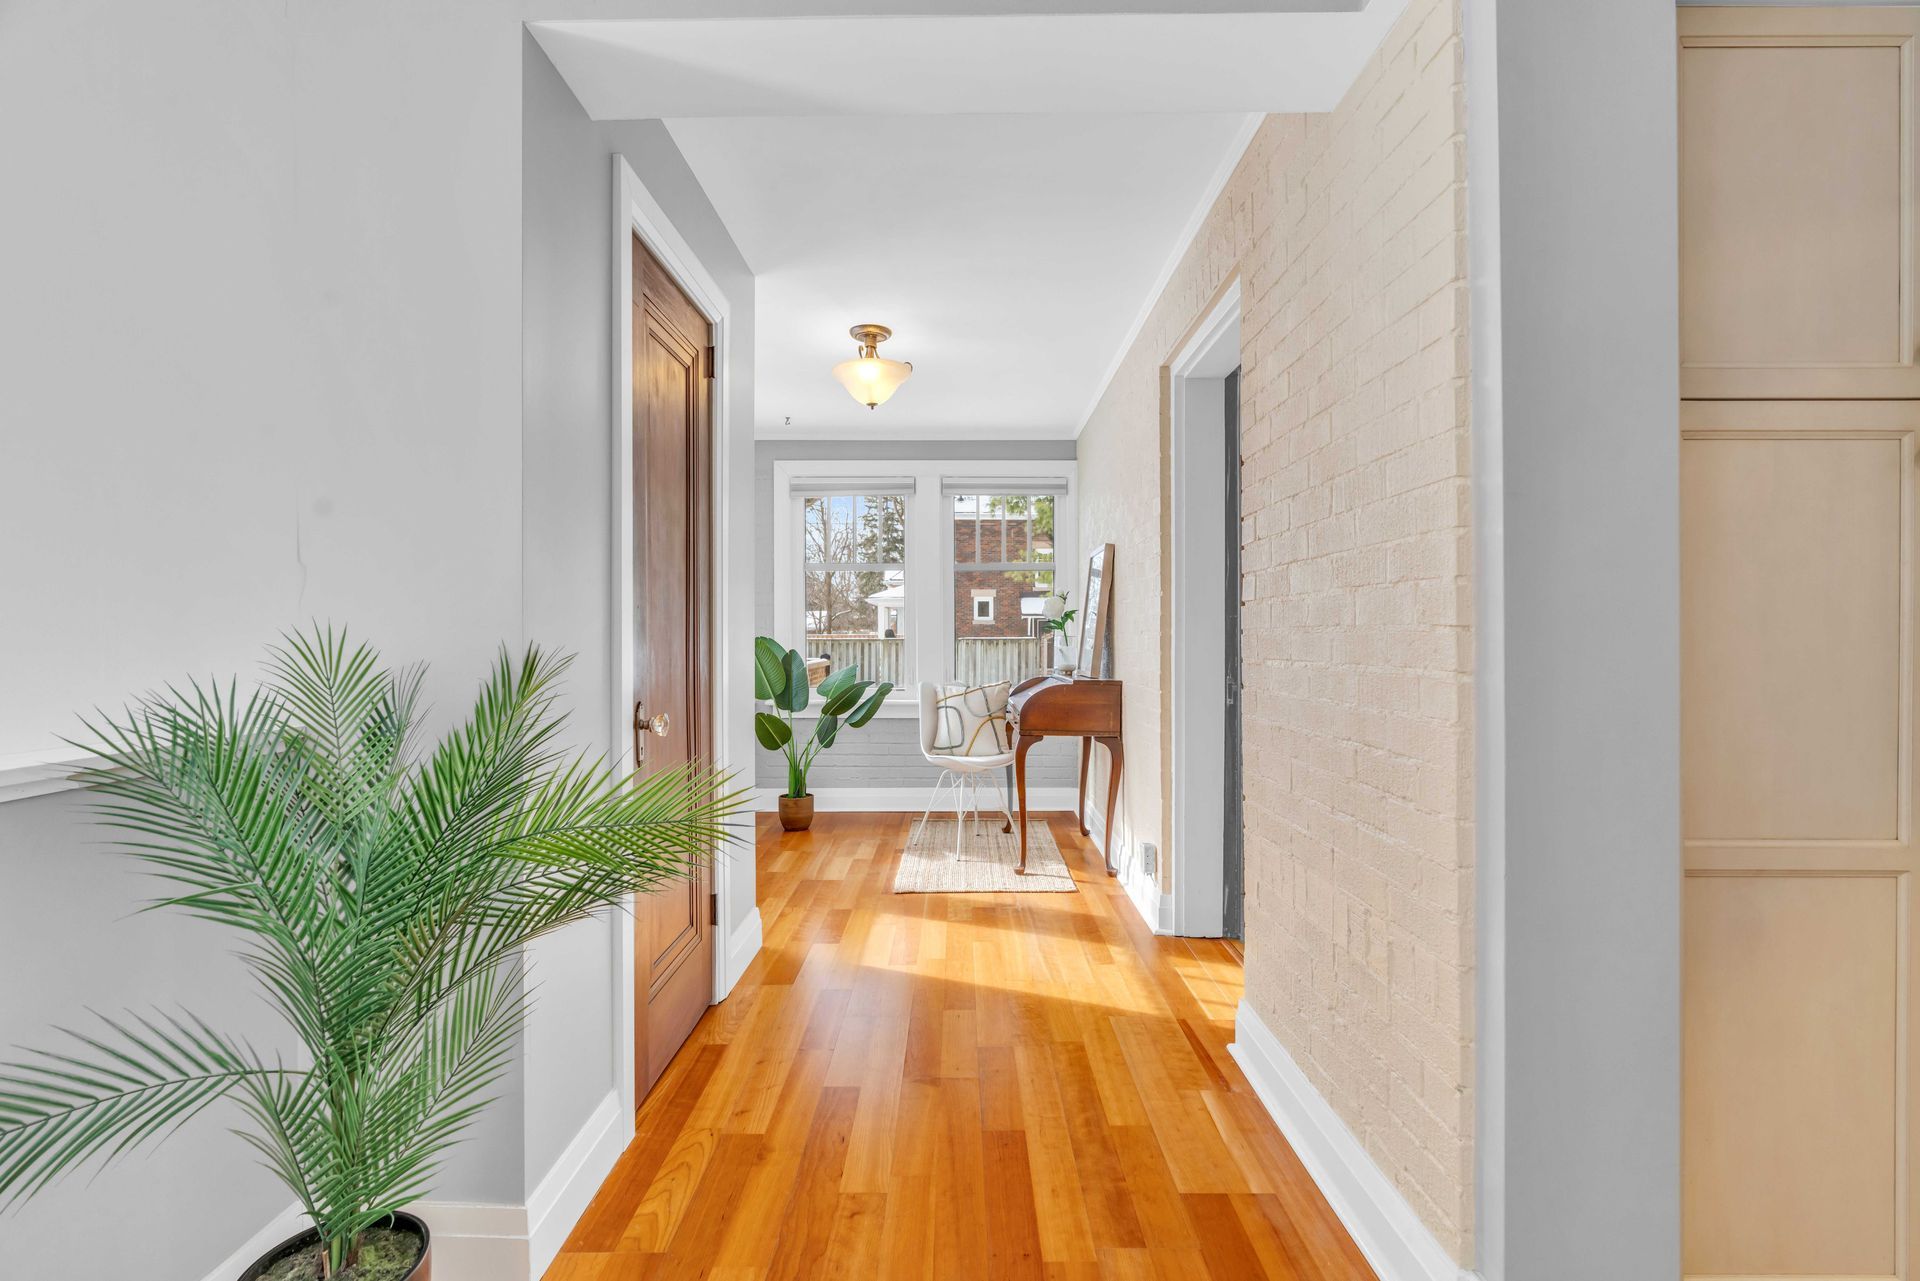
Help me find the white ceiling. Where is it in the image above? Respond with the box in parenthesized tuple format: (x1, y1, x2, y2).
(529, 6, 1405, 438)
(667, 112, 1255, 437)
(531, 11, 1402, 120)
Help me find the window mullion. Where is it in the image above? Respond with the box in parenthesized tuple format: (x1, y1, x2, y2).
(913, 473, 949, 688)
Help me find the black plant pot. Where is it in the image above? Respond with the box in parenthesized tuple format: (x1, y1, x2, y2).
(237, 1212, 432, 1281)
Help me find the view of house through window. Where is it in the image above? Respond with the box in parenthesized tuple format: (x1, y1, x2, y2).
(803, 493, 908, 685)
(952, 491, 1055, 685)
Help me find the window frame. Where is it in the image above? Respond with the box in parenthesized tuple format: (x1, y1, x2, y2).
(772, 458, 1076, 715)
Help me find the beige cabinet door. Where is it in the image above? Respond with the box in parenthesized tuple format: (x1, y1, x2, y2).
(1680, 8, 1920, 399)
(1683, 399, 1919, 1280)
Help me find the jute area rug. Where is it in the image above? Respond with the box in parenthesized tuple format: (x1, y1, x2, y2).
(892, 818, 1078, 894)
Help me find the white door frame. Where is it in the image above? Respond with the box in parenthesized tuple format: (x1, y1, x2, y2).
(1168, 278, 1242, 937)
(610, 155, 757, 1121)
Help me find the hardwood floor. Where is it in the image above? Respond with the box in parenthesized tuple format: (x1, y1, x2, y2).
(547, 813, 1375, 1281)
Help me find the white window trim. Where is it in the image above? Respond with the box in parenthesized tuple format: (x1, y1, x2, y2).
(971, 590, 996, 623)
(771, 458, 1077, 718)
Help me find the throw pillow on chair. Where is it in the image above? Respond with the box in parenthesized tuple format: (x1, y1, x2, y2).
(931, 681, 1012, 756)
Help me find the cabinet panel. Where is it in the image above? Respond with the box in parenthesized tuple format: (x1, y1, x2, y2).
(1681, 8, 1920, 398)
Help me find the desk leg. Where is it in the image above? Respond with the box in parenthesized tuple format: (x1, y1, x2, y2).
(1096, 735, 1123, 877)
(1077, 737, 1092, 835)
(1002, 762, 1014, 834)
(1014, 737, 1036, 874)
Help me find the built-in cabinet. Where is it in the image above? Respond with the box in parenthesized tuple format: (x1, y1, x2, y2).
(1681, 11, 1920, 1280)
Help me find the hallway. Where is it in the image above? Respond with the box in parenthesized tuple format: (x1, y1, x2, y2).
(548, 814, 1375, 1280)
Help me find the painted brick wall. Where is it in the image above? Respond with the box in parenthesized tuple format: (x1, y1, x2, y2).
(1075, 0, 1474, 1260)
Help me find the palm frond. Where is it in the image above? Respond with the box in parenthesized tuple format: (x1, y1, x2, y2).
(11, 626, 745, 1265)
(0, 1011, 288, 1204)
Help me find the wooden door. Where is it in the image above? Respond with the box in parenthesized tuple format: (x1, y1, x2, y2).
(1681, 399, 1920, 1280)
(1680, 7, 1920, 399)
(632, 236, 714, 1099)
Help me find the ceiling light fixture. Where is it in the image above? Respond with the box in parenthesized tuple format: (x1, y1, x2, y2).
(832, 323, 913, 409)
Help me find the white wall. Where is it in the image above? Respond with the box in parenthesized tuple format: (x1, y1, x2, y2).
(1467, 1, 1681, 1277)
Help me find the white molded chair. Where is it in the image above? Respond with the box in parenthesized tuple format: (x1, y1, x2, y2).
(912, 682, 1017, 858)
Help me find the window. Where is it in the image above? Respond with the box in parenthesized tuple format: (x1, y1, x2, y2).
(773, 463, 1073, 709)
(801, 492, 908, 686)
(951, 490, 1056, 685)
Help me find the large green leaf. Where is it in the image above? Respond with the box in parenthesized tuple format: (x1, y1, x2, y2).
(816, 664, 859, 703)
(846, 683, 893, 728)
(820, 679, 870, 718)
(753, 712, 792, 751)
(812, 714, 841, 749)
(775, 650, 811, 713)
(752, 637, 789, 702)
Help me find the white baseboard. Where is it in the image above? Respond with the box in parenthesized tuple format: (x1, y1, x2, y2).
(198, 1202, 309, 1281)
(410, 1200, 529, 1281)
(719, 904, 763, 998)
(527, 1089, 627, 1278)
(1228, 999, 1473, 1281)
(755, 785, 1080, 813)
(405, 1086, 629, 1281)
(1086, 805, 1172, 934)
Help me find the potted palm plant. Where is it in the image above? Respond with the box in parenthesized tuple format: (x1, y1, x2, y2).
(753, 636, 891, 831)
(0, 629, 742, 1280)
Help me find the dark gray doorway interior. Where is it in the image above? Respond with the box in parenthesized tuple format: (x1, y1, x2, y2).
(1222, 366, 1244, 942)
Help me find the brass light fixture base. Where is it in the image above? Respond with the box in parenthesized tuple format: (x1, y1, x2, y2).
(849, 323, 893, 358)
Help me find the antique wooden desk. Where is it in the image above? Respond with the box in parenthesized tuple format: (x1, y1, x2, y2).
(1007, 674, 1124, 875)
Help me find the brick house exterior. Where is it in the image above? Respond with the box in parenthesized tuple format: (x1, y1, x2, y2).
(952, 511, 1050, 640)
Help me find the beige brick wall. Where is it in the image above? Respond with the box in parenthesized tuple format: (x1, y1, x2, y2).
(1075, 0, 1474, 1260)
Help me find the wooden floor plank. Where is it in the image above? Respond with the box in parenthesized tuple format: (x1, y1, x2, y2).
(545, 813, 1377, 1281)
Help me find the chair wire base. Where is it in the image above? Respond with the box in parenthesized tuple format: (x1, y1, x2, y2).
(911, 764, 1017, 860)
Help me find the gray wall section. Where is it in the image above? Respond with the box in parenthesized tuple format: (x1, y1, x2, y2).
(1, 1, 532, 1269)
(751, 439, 1080, 793)
(0, 792, 305, 1278)
(521, 33, 756, 1190)
(0, 10, 753, 1276)
(1470, 1, 1681, 1277)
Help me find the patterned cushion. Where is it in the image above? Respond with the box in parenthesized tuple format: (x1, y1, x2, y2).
(929, 681, 1013, 757)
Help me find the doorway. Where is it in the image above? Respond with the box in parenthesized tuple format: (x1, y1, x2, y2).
(1222, 366, 1244, 944)
(1168, 279, 1242, 937)
(630, 235, 715, 1099)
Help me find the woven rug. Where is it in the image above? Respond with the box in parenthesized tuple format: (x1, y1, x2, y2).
(893, 818, 1078, 894)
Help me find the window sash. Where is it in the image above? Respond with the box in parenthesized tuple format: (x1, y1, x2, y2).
(773, 460, 1075, 699)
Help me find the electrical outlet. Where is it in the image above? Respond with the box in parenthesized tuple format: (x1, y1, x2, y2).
(1140, 842, 1157, 876)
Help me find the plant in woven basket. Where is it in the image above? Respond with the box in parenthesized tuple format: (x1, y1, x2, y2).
(0, 628, 743, 1278)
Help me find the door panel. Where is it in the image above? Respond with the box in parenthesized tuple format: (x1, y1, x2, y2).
(632, 237, 714, 1100)
(1682, 399, 1918, 1281)
(1680, 7, 1920, 398)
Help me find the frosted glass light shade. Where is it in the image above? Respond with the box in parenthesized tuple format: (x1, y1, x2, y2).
(832, 355, 913, 409)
